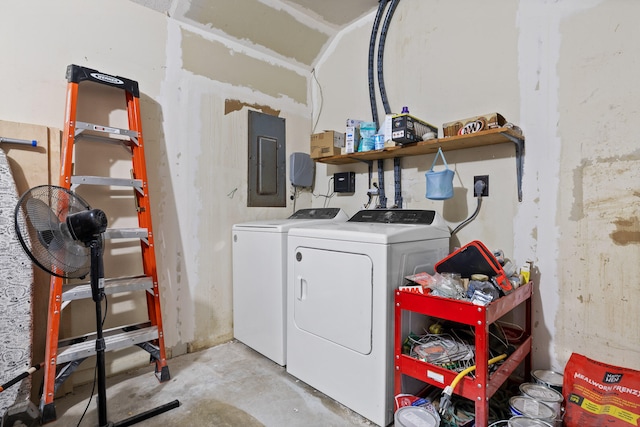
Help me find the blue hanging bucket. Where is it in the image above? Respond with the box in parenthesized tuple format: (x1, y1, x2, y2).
(425, 147, 454, 200)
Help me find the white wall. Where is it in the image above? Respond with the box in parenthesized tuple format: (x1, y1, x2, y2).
(312, 0, 640, 373)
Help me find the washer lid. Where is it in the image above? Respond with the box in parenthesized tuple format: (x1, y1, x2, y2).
(289, 210, 450, 244)
(232, 208, 348, 232)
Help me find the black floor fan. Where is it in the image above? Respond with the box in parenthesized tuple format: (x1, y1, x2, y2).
(14, 185, 179, 427)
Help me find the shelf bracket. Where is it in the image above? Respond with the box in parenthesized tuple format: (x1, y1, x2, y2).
(503, 133, 525, 202)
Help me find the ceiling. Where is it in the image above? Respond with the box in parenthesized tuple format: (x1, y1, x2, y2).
(132, 0, 378, 68)
(279, 0, 378, 27)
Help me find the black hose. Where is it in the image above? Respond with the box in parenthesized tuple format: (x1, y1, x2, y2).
(451, 197, 483, 236)
(394, 157, 402, 208)
(378, 0, 401, 115)
(368, 0, 390, 127)
(368, 0, 389, 208)
(378, 159, 387, 208)
(373, 0, 399, 209)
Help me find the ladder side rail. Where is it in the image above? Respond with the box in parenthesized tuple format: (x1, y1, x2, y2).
(42, 79, 80, 415)
(126, 92, 169, 378)
(127, 94, 157, 322)
(59, 81, 79, 189)
(42, 277, 64, 413)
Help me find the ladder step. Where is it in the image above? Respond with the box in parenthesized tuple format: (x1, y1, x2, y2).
(71, 175, 143, 190)
(57, 324, 158, 365)
(73, 133, 133, 149)
(104, 227, 149, 240)
(62, 275, 154, 301)
(75, 121, 139, 140)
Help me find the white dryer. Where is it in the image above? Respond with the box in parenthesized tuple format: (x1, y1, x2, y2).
(232, 208, 349, 366)
(286, 209, 450, 426)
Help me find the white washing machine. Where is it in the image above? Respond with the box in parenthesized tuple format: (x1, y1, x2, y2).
(232, 208, 349, 366)
(286, 209, 450, 426)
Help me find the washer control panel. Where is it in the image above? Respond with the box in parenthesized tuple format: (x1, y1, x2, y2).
(348, 209, 436, 224)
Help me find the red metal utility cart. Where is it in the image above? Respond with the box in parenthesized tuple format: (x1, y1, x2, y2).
(393, 282, 533, 427)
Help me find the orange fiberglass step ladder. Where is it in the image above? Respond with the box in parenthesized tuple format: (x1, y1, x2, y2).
(40, 64, 170, 423)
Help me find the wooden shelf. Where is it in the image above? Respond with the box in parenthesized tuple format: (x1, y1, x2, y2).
(314, 127, 525, 201)
(314, 127, 522, 165)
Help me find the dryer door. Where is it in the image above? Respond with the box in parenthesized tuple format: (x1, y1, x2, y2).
(292, 247, 373, 355)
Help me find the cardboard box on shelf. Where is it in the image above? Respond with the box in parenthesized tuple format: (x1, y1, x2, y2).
(442, 112, 507, 137)
(310, 131, 344, 159)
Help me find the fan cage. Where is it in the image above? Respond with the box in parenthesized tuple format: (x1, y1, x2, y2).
(14, 185, 94, 279)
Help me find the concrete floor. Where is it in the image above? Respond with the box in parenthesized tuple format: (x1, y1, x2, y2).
(46, 340, 377, 427)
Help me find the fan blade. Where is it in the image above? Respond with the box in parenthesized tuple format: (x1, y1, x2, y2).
(43, 229, 88, 272)
(25, 198, 62, 232)
(61, 235, 90, 270)
(24, 197, 89, 274)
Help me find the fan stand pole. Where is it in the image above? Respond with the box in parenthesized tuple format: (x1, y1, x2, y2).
(89, 240, 111, 427)
(88, 241, 179, 427)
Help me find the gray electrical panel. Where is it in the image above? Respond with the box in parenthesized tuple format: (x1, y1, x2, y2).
(248, 110, 286, 207)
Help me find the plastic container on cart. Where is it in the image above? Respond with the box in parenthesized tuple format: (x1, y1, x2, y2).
(531, 369, 563, 394)
(519, 382, 564, 422)
(509, 396, 556, 424)
(394, 406, 438, 427)
(508, 416, 553, 427)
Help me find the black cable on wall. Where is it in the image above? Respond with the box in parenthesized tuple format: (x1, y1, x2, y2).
(368, 0, 390, 128)
(378, 0, 400, 116)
